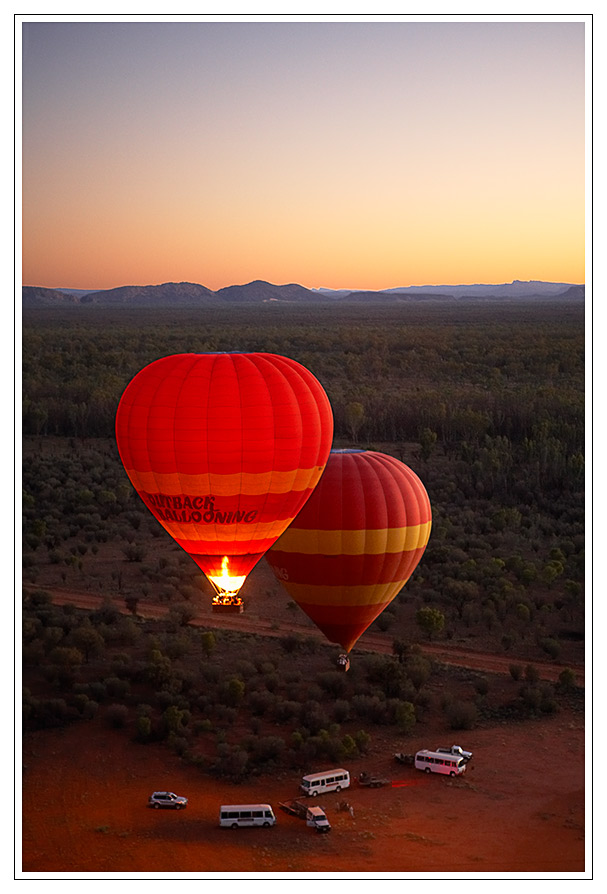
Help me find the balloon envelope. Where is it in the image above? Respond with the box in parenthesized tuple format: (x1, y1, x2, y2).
(115, 353, 333, 601)
(266, 449, 431, 651)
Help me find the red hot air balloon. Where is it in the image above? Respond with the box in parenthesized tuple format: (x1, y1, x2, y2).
(266, 449, 431, 651)
(115, 353, 333, 611)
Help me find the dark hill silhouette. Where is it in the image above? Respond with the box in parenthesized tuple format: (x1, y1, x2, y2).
(23, 286, 81, 307)
(215, 280, 319, 303)
(22, 278, 584, 307)
(81, 281, 217, 306)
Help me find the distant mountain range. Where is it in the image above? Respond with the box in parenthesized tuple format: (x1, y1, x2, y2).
(22, 279, 585, 308)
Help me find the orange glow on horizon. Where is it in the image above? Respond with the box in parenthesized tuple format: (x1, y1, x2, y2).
(21, 163, 585, 290)
(21, 20, 586, 293)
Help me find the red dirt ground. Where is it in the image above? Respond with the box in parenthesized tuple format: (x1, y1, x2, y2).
(22, 707, 585, 876)
(21, 584, 587, 877)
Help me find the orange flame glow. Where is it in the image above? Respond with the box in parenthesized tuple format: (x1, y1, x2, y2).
(209, 556, 246, 606)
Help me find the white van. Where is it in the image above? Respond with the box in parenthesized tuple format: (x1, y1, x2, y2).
(300, 768, 350, 797)
(415, 749, 467, 777)
(219, 804, 276, 828)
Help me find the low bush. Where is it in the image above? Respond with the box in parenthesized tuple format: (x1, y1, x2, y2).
(445, 699, 477, 730)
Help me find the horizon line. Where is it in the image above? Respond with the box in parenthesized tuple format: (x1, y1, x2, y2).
(25, 277, 585, 293)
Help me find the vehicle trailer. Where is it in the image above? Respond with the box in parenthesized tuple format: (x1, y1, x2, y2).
(279, 799, 309, 818)
(358, 771, 391, 788)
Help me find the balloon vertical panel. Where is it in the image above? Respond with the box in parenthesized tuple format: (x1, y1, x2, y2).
(115, 352, 333, 599)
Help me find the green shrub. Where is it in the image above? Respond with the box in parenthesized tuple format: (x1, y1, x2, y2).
(394, 700, 416, 734)
(249, 690, 276, 717)
(474, 677, 490, 696)
(316, 671, 348, 698)
(280, 633, 303, 653)
(354, 729, 371, 754)
(135, 714, 152, 741)
(525, 664, 540, 684)
(200, 631, 216, 656)
(273, 699, 300, 723)
(214, 744, 249, 780)
(406, 656, 432, 691)
(332, 699, 351, 724)
(520, 685, 542, 713)
(445, 700, 477, 730)
(415, 606, 445, 639)
(300, 700, 330, 734)
(341, 734, 358, 757)
(221, 677, 245, 706)
(557, 667, 577, 691)
(104, 675, 130, 699)
(539, 637, 562, 660)
(251, 736, 286, 766)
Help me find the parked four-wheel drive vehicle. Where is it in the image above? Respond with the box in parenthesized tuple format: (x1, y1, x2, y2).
(435, 745, 473, 761)
(306, 805, 331, 833)
(148, 791, 188, 809)
(279, 799, 331, 832)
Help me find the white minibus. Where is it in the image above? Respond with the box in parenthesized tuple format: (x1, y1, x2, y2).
(300, 768, 350, 797)
(415, 749, 467, 777)
(219, 804, 276, 828)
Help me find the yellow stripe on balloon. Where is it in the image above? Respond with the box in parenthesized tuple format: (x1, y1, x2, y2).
(274, 521, 432, 555)
(160, 518, 295, 543)
(124, 466, 325, 497)
(283, 581, 407, 607)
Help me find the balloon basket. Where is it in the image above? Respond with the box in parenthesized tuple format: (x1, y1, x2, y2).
(212, 602, 244, 614)
(337, 653, 350, 672)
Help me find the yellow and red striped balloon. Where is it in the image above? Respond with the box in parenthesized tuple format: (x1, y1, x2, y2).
(115, 353, 333, 601)
(266, 449, 431, 651)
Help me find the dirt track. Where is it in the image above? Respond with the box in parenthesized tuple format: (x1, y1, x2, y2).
(38, 584, 584, 686)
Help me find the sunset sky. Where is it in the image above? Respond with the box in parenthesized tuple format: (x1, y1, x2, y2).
(20, 17, 588, 292)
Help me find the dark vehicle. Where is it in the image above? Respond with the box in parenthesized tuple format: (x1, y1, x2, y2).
(394, 752, 415, 765)
(148, 791, 188, 809)
(358, 771, 391, 788)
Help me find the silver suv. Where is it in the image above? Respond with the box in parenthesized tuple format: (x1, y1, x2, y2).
(148, 791, 188, 809)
